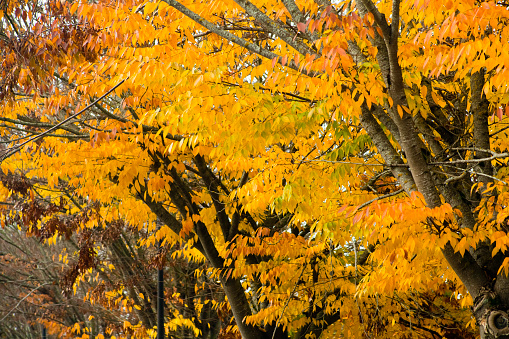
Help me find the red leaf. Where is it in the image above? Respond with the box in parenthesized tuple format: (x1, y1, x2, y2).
(422, 56, 430, 70)
(297, 22, 307, 33)
(338, 205, 348, 214)
(271, 57, 278, 69)
(281, 55, 288, 66)
(353, 212, 362, 224)
(337, 47, 347, 56)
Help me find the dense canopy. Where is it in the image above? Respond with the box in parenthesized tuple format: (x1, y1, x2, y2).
(1, 0, 509, 338)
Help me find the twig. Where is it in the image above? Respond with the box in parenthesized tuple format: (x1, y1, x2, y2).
(193, 26, 268, 39)
(302, 159, 406, 167)
(355, 188, 405, 211)
(429, 152, 509, 165)
(435, 163, 508, 185)
(451, 147, 499, 155)
(353, 239, 371, 339)
(360, 169, 391, 193)
(475, 172, 508, 185)
(272, 265, 306, 339)
(0, 283, 50, 323)
(444, 171, 467, 185)
(296, 151, 509, 167)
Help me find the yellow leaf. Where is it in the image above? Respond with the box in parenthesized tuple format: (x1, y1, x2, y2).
(144, 2, 158, 15)
(397, 105, 404, 118)
(431, 91, 446, 108)
(420, 85, 428, 99)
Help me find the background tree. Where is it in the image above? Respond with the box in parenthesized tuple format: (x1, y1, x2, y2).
(0, 192, 226, 339)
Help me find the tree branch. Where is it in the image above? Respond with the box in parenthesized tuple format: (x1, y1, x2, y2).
(231, 0, 317, 56)
(356, 0, 390, 38)
(356, 188, 404, 211)
(163, 0, 318, 76)
(1, 78, 127, 162)
(360, 106, 415, 193)
(390, 0, 401, 44)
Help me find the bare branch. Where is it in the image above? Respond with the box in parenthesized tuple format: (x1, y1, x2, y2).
(272, 264, 306, 339)
(302, 159, 406, 167)
(390, 0, 401, 44)
(0, 283, 51, 323)
(282, 0, 306, 24)
(360, 107, 416, 194)
(430, 152, 509, 165)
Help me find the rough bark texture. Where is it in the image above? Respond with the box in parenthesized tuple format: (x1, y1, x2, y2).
(359, 107, 415, 194)
(365, 1, 508, 337)
(354, 1, 509, 337)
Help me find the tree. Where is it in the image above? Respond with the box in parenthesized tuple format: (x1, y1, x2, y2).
(0, 184, 226, 339)
(2, 0, 509, 337)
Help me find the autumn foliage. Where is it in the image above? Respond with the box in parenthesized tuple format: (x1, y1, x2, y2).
(2, 0, 509, 338)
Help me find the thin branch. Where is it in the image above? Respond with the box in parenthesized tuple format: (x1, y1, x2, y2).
(437, 163, 509, 186)
(353, 240, 372, 339)
(163, 0, 318, 76)
(302, 159, 406, 166)
(297, 146, 317, 169)
(475, 172, 508, 185)
(221, 80, 318, 103)
(193, 26, 269, 39)
(430, 152, 509, 165)
(0, 117, 82, 135)
(54, 72, 173, 138)
(304, 150, 509, 168)
(0, 283, 51, 323)
(1, 79, 128, 162)
(444, 171, 467, 185)
(356, 188, 404, 211)
(272, 264, 306, 339)
(451, 147, 502, 156)
(360, 169, 391, 193)
(0, 124, 89, 140)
